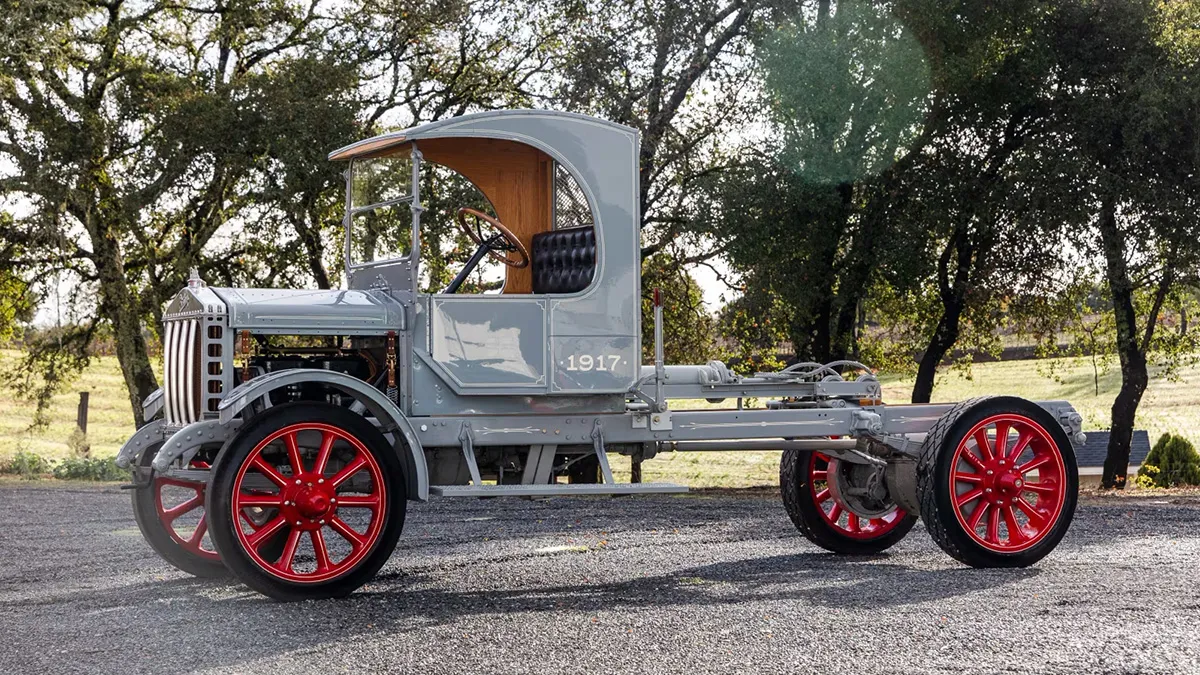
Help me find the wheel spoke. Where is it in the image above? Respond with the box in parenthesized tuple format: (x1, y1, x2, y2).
(993, 422, 1011, 461)
(973, 429, 993, 461)
(247, 515, 288, 549)
(828, 502, 843, 523)
(1001, 505, 1025, 544)
(275, 528, 303, 571)
(986, 506, 1001, 544)
(329, 455, 367, 488)
(968, 501, 989, 530)
(1007, 429, 1033, 462)
(956, 487, 984, 508)
(311, 529, 332, 572)
(813, 488, 832, 503)
(251, 456, 289, 487)
(313, 431, 335, 476)
(335, 494, 380, 509)
(237, 493, 283, 508)
(330, 516, 367, 550)
(1018, 454, 1051, 474)
(284, 431, 305, 475)
(954, 471, 984, 484)
(188, 514, 209, 546)
(847, 513, 860, 532)
(812, 470, 828, 481)
(1022, 481, 1056, 495)
(162, 494, 204, 522)
(961, 450, 987, 471)
(1015, 497, 1048, 526)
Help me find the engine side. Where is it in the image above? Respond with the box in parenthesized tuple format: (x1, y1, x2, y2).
(159, 277, 388, 425)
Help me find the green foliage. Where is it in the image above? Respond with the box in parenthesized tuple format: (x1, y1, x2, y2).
(640, 255, 716, 365)
(762, 0, 931, 185)
(0, 450, 52, 479)
(2, 325, 94, 428)
(715, 286, 788, 375)
(52, 456, 125, 482)
(1136, 434, 1200, 488)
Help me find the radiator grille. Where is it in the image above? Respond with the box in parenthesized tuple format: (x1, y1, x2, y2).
(163, 318, 203, 425)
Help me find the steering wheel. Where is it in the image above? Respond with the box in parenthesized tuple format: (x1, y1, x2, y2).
(455, 208, 529, 269)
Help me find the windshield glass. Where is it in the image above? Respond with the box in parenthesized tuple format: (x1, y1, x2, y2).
(351, 150, 413, 210)
(347, 147, 416, 268)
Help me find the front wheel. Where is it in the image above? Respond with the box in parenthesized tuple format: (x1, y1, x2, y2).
(780, 448, 917, 554)
(207, 402, 407, 601)
(917, 396, 1078, 568)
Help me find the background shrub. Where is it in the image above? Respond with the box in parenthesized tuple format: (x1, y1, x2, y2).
(0, 450, 53, 478)
(1136, 434, 1200, 488)
(52, 456, 125, 482)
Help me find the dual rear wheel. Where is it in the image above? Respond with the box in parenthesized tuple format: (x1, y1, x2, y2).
(781, 397, 1077, 567)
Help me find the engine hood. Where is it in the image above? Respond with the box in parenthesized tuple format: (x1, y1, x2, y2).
(210, 288, 405, 335)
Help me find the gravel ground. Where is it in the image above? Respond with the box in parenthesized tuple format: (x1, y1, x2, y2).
(0, 483, 1198, 674)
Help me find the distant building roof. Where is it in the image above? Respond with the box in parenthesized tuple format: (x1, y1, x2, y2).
(1076, 430, 1152, 468)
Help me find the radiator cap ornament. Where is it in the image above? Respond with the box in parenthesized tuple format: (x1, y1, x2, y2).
(186, 268, 206, 288)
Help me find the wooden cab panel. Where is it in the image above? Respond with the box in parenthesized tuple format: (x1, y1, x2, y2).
(418, 137, 554, 294)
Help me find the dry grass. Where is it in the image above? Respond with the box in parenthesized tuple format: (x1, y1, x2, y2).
(3, 351, 1200, 488)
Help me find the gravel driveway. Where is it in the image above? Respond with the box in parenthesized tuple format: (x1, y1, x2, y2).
(0, 482, 1197, 674)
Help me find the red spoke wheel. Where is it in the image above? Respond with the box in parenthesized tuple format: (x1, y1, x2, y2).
(207, 402, 406, 601)
(781, 448, 917, 555)
(131, 444, 227, 578)
(917, 396, 1078, 568)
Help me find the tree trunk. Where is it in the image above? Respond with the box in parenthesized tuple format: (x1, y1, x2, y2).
(91, 221, 158, 427)
(1098, 197, 1148, 489)
(911, 300, 964, 403)
(912, 227, 972, 403)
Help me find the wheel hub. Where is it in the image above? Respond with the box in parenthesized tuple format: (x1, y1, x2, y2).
(982, 458, 1026, 505)
(279, 474, 338, 529)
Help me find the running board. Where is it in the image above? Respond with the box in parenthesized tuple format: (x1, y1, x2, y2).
(430, 483, 689, 498)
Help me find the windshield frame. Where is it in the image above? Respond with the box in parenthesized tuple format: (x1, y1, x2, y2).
(343, 143, 424, 277)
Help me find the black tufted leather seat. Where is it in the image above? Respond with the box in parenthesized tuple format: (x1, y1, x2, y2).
(530, 226, 596, 294)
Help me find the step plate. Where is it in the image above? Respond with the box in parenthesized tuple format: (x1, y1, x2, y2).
(430, 483, 689, 498)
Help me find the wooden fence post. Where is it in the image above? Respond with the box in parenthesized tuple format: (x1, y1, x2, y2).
(77, 391, 89, 434)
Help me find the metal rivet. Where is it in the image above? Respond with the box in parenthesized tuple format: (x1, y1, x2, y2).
(295, 479, 302, 485)
(420, 424, 428, 432)
(318, 478, 324, 484)
(294, 521, 302, 526)
(331, 498, 337, 504)
(986, 470, 994, 476)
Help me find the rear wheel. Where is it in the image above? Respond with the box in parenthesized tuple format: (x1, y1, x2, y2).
(780, 448, 917, 554)
(131, 445, 227, 578)
(917, 396, 1077, 568)
(207, 402, 406, 601)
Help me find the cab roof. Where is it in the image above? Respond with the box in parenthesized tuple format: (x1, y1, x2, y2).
(327, 109, 637, 162)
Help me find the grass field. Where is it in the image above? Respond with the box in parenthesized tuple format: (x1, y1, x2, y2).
(2, 350, 1198, 487)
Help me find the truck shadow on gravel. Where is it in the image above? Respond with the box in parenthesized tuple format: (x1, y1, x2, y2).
(353, 553, 1038, 617)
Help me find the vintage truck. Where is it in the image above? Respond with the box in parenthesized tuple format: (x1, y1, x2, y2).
(116, 110, 1084, 601)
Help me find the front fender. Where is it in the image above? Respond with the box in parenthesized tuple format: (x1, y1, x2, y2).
(151, 419, 243, 473)
(217, 369, 428, 501)
(115, 419, 166, 469)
